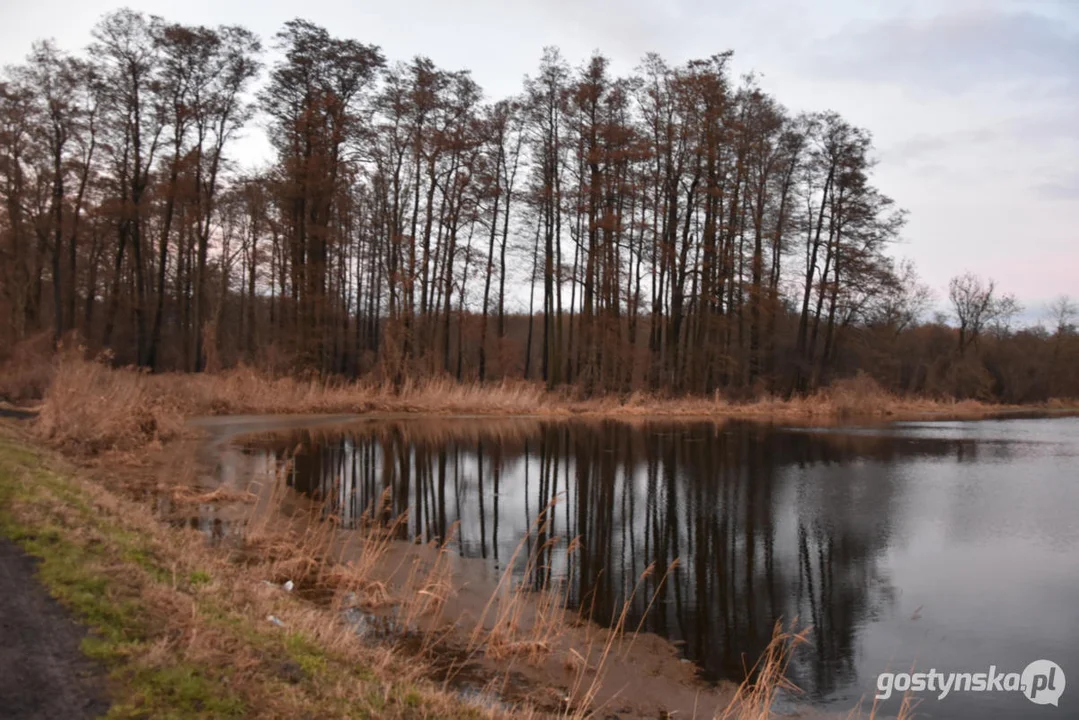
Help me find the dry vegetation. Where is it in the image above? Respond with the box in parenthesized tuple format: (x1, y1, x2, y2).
(14, 349, 1069, 456)
(0, 426, 488, 719)
(467, 503, 574, 665)
(0, 332, 56, 403)
(1, 417, 919, 718)
(0, 347, 1025, 717)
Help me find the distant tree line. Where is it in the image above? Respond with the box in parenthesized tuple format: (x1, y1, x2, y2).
(1, 10, 1076, 402)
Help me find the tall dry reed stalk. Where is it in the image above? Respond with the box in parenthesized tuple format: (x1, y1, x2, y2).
(467, 498, 576, 664)
(713, 620, 811, 720)
(401, 521, 460, 628)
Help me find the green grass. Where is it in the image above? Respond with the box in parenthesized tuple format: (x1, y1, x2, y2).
(0, 429, 482, 719)
(284, 632, 329, 677)
(0, 436, 246, 718)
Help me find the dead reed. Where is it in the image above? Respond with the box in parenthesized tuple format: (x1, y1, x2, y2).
(400, 521, 460, 627)
(561, 562, 659, 719)
(25, 354, 1061, 457)
(467, 498, 575, 665)
(713, 620, 811, 720)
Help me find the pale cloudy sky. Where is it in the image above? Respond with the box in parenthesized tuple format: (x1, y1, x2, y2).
(2, 0, 1076, 318)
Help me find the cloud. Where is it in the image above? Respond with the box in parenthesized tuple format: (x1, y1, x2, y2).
(881, 128, 998, 165)
(1006, 112, 1079, 143)
(813, 9, 1079, 95)
(1034, 173, 1079, 200)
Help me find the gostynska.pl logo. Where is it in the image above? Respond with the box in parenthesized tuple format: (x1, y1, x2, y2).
(876, 659, 1065, 706)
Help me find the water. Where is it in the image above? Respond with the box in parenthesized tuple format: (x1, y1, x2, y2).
(215, 416, 1079, 719)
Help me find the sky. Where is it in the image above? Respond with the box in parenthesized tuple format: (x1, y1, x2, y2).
(2, 0, 1076, 322)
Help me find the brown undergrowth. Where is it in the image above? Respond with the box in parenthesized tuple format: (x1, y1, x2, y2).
(22, 353, 1075, 455)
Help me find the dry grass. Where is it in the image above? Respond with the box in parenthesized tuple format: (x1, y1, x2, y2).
(711, 621, 919, 720)
(3, 413, 935, 720)
(0, 425, 489, 719)
(561, 562, 669, 720)
(400, 522, 460, 627)
(242, 476, 409, 610)
(34, 353, 191, 453)
(467, 500, 574, 666)
(25, 355, 1072, 457)
(714, 621, 810, 720)
(169, 485, 258, 505)
(31, 355, 554, 454)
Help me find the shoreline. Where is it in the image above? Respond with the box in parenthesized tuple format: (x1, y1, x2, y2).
(23, 357, 1079, 458)
(7, 357, 1073, 718)
(170, 419, 749, 718)
(0, 417, 781, 719)
(0, 423, 486, 719)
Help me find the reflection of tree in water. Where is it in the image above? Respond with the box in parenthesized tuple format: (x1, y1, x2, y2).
(246, 421, 972, 699)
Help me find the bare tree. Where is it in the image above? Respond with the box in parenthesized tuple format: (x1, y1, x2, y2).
(948, 272, 1019, 354)
(1047, 295, 1077, 337)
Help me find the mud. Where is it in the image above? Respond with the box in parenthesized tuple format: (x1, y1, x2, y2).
(159, 413, 896, 719)
(159, 415, 752, 718)
(0, 538, 109, 719)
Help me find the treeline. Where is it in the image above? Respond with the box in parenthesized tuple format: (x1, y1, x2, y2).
(1, 10, 1076, 402)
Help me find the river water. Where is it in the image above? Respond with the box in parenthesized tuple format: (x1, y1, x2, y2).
(206, 415, 1078, 719)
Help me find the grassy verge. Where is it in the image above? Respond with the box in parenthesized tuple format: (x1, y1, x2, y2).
(0, 424, 484, 719)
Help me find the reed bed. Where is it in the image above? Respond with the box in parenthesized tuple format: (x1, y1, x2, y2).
(26, 353, 1054, 456)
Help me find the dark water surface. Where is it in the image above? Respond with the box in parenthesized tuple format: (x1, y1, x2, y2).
(217, 416, 1079, 719)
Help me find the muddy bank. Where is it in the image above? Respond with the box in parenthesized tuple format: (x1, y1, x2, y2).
(170, 412, 980, 719)
(161, 415, 759, 718)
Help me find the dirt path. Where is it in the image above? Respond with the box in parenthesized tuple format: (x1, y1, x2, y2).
(0, 538, 108, 719)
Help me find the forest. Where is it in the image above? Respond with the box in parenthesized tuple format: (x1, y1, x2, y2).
(1, 9, 1076, 403)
